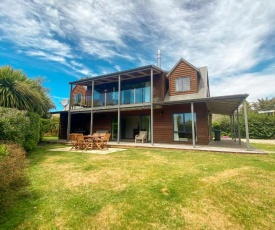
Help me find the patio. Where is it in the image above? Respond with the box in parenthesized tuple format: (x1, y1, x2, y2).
(48, 138, 266, 154)
(107, 138, 265, 154)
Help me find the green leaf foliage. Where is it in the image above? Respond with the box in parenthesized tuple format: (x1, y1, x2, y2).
(0, 65, 55, 118)
(213, 112, 275, 139)
(0, 107, 41, 150)
(0, 107, 29, 145)
(23, 112, 40, 151)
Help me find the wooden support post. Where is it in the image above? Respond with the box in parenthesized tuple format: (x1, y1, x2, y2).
(191, 102, 196, 148)
(243, 101, 250, 150)
(150, 68, 154, 146)
(117, 75, 121, 144)
(237, 108, 241, 145)
(90, 80, 94, 135)
(67, 84, 73, 141)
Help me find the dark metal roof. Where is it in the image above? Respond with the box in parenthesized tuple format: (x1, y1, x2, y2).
(70, 65, 166, 86)
(154, 94, 249, 115)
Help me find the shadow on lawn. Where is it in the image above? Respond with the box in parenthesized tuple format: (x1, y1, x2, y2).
(0, 143, 68, 229)
(0, 185, 42, 229)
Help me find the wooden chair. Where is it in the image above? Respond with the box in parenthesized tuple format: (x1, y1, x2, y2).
(94, 133, 111, 150)
(101, 133, 111, 150)
(69, 133, 78, 150)
(135, 131, 147, 143)
(76, 134, 92, 150)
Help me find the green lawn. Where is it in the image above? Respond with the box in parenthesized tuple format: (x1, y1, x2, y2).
(42, 136, 58, 141)
(1, 144, 275, 229)
(251, 143, 275, 153)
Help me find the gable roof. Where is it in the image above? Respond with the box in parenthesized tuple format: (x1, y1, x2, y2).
(167, 58, 200, 77)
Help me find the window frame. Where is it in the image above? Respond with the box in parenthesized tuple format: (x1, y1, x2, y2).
(175, 76, 190, 92)
(74, 93, 82, 105)
(173, 112, 197, 141)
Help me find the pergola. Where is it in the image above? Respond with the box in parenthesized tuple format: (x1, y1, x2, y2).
(155, 94, 250, 150)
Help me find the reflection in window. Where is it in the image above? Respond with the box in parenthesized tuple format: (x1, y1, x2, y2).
(121, 80, 150, 105)
(173, 113, 197, 141)
(74, 93, 82, 105)
(175, 77, 190, 92)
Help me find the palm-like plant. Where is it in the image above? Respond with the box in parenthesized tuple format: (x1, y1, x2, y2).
(0, 66, 55, 117)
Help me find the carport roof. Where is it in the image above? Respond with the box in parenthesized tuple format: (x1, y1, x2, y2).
(154, 94, 249, 115)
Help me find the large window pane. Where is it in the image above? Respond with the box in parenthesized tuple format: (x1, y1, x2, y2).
(173, 113, 197, 141)
(121, 78, 151, 105)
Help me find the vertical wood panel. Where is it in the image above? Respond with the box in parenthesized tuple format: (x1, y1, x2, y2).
(169, 61, 198, 96)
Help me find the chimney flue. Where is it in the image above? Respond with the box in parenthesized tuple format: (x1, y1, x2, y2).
(157, 49, 161, 68)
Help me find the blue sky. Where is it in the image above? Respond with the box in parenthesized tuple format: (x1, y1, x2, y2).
(0, 0, 275, 111)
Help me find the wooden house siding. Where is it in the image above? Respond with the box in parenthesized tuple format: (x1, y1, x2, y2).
(71, 85, 91, 106)
(92, 113, 112, 134)
(153, 73, 168, 102)
(72, 85, 86, 99)
(153, 103, 209, 145)
(169, 61, 198, 96)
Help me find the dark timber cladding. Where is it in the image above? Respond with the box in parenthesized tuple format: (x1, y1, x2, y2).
(169, 60, 198, 96)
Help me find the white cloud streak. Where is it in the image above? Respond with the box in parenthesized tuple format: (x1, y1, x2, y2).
(0, 0, 274, 100)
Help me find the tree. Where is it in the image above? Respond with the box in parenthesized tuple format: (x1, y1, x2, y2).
(0, 65, 55, 117)
(252, 97, 275, 111)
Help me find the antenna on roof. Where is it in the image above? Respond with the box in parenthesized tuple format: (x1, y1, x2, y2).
(157, 49, 161, 68)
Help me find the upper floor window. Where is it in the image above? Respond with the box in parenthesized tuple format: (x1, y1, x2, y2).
(74, 93, 82, 105)
(175, 77, 190, 92)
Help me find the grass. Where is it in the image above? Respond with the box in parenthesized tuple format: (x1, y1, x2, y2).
(1, 144, 275, 229)
(251, 143, 275, 152)
(42, 136, 58, 140)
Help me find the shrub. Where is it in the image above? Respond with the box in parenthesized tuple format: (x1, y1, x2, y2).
(23, 112, 40, 151)
(0, 143, 28, 209)
(0, 107, 41, 150)
(213, 113, 275, 139)
(247, 113, 275, 139)
(0, 107, 29, 145)
(212, 115, 232, 137)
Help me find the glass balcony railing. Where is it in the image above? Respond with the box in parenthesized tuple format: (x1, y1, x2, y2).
(71, 86, 151, 110)
(121, 86, 150, 105)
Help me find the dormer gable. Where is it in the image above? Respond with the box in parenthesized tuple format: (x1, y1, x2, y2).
(167, 58, 200, 96)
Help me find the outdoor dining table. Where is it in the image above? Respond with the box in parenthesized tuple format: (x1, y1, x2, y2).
(83, 135, 103, 150)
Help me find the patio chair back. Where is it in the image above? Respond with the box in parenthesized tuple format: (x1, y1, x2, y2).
(69, 133, 78, 150)
(135, 131, 147, 143)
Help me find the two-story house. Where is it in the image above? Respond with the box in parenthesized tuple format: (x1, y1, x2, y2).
(57, 58, 249, 147)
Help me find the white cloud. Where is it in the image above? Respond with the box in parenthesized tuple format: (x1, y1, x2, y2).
(114, 65, 121, 72)
(0, 0, 275, 100)
(26, 50, 67, 64)
(211, 72, 275, 102)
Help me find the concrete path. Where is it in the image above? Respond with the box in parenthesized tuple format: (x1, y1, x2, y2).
(108, 139, 266, 154)
(44, 138, 267, 154)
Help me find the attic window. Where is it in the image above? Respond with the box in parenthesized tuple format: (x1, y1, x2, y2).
(175, 77, 190, 92)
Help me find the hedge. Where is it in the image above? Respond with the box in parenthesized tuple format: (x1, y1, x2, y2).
(0, 107, 41, 150)
(212, 113, 275, 139)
